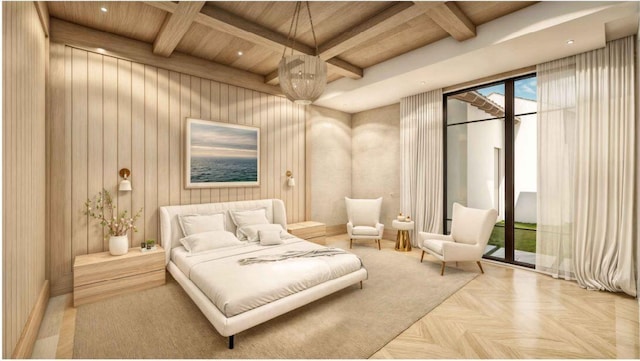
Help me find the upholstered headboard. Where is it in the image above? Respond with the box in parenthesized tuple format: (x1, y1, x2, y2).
(159, 199, 287, 265)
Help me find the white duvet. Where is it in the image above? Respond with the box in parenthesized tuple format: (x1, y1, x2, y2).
(171, 238, 364, 317)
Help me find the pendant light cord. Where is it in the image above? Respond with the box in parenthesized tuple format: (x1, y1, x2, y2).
(282, 2, 300, 58)
(281, 1, 319, 59)
(305, 1, 319, 55)
(290, 2, 301, 57)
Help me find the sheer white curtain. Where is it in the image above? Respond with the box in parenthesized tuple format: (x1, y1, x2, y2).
(536, 56, 577, 280)
(572, 36, 636, 296)
(400, 89, 443, 245)
(537, 36, 636, 296)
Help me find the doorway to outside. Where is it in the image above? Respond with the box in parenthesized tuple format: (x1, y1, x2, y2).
(443, 74, 537, 267)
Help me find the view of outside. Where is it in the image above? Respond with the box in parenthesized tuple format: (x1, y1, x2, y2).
(445, 76, 537, 265)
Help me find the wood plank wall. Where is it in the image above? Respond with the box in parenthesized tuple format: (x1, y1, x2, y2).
(2, 2, 48, 358)
(48, 44, 306, 295)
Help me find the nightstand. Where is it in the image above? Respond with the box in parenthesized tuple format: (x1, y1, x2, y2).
(288, 221, 326, 245)
(73, 246, 165, 306)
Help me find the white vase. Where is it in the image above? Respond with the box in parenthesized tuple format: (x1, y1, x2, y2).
(108, 235, 129, 256)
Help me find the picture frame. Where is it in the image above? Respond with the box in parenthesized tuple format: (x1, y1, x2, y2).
(185, 118, 260, 188)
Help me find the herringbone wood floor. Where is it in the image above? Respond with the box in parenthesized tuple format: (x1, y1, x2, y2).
(34, 234, 639, 359)
(334, 235, 640, 359)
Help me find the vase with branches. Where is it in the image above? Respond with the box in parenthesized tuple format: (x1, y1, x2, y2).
(84, 189, 143, 255)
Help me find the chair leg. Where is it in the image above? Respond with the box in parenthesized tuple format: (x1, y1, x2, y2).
(377, 239, 381, 250)
(440, 262, 446, 276)
(420, 251, 425, 263)
(349, 239, 352, 249)
(360, 281, 363, 289)
(477, 261, 484, 274)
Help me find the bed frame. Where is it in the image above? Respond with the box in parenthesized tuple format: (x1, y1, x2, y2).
(159, 199, 367, 349)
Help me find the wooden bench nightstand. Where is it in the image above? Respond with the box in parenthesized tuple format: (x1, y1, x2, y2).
(287, 221, 326, 245)
(73, 246, 166, 306)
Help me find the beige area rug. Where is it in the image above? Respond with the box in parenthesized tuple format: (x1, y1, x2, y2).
(73, 240, 477, 359)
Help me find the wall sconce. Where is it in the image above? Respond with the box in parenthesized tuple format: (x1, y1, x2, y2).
(119, 168, 132, 192)
(286, 170, 296, 187)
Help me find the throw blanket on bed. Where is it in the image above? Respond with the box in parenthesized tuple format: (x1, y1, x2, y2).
(238, 248, 351, 265)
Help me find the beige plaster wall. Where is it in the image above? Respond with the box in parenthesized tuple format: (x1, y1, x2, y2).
(306, 106, 352, 229)
(351, 103, 401, 236)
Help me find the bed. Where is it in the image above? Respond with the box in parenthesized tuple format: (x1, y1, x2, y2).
(159, 199, 368, 349)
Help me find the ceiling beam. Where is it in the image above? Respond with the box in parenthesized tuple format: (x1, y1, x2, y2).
(50, 19, 282, 96)
(198, 4, 314, 58)
(318, 2, 427, 60)
(419, 1, 476, 41)
(144, 1, 363, 83)
(197, 4, 364, 81)
(142, 1, 175, 13)
(265, 70, 279, 85)
(153, 1, 205, 57)
(327, 58, 363, 78)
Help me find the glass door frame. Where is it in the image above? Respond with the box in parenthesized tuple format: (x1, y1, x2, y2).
(442, 73, 536, 268)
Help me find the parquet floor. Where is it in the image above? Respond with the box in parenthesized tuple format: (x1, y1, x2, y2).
(345, 236, 640, 359)
(33, 234, 639, 359)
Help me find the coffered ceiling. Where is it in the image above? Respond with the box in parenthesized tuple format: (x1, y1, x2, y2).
(46, 1, 638, 113)
(47, 1, 535, 86)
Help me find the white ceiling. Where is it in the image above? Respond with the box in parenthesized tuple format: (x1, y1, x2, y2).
(315, 1, 640, 114)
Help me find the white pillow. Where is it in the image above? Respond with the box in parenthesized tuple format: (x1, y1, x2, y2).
(180, 230, 242, 254)
(238, 224, 285, 242)
(230, 208, 270, 229)
(178, 212, 226, 236)
(345, 197, 382, 227)
(259, 230, 283, 246)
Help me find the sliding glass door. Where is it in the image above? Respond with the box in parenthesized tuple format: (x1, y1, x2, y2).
(443, 75, 537, 267)
(512, 76, 538, 265)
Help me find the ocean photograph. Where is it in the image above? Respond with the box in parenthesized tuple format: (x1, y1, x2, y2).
(187, 119, 259, 187)
(191, 157, 257, 183)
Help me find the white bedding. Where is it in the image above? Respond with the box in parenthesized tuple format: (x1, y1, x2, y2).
(171, 238, 363, 317)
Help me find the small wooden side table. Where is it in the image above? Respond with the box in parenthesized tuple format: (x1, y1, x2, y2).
(392, 220, 414, 252)
(73, 246, 165, 306)
(287, 221, 326, 244)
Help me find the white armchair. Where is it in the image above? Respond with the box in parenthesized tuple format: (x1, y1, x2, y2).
(345, 197, 384, 250)
(419, 203, 498, 275)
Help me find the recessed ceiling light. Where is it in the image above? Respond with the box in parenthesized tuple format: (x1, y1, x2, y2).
(566, 39, 574, 45)
(421, 81, 426, 85)
(100, 7, 108, 12)
(237, 51, 243, 56)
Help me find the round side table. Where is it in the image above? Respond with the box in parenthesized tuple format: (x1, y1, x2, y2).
(392, 220, 414, 252)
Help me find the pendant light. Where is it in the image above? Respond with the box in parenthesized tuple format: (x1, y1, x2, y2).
(278, 1, 327, 105)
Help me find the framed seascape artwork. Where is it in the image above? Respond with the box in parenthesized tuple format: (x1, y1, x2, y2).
(185, 118, 260, 188)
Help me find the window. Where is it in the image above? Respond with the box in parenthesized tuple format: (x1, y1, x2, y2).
(444, 74, 537, 267)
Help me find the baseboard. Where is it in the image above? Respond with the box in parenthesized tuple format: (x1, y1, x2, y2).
(12, 280, 50, 359)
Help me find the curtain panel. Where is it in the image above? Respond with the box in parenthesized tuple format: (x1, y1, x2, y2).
(400, 89, 443, 245)
(572, 36, 636, 296)
(536, 36, 636, 296)
(536, 57, 577, 280)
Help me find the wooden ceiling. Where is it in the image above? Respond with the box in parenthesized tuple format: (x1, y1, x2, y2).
(47, 1, 535, 86)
